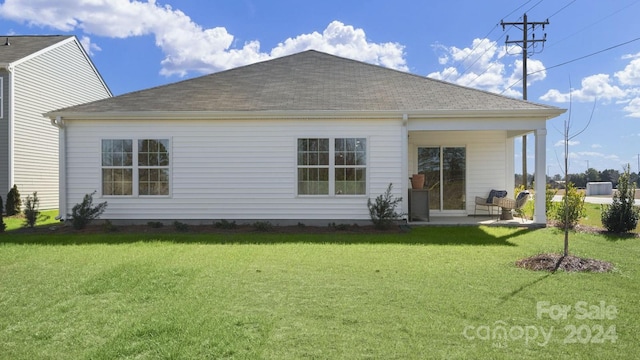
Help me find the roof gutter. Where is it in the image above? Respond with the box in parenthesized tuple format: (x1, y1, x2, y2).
(44, 108, 566, 121)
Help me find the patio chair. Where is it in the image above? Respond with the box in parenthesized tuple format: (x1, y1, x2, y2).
(474, 189, 507, 217)
(493, 191, 530, 221)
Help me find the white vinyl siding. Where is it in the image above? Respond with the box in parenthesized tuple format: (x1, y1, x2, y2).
(64, 118, 403, 222)
(0, 76, 3, 119)
(409, 130, 510, 215)
(11, 39, 110, 209)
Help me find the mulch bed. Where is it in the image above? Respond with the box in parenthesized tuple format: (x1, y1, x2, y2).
(12, 223, 406, 235)
(516, 253, 614, 273)
(514, 222, 630, 273)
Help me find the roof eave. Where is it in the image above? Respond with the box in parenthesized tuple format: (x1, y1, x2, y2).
(44, 108, 566, 121)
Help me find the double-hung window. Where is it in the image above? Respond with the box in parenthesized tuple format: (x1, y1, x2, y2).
(297, 137, 366, 196)
(138, 139, 170, 196)
(297, 138, 330, 195)
(102, 139, 133, 196)
(101, 138, 170, 196)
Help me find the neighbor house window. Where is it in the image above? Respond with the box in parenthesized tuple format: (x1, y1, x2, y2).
(297, 137, 366, 196)
(101, 138, 170, 196)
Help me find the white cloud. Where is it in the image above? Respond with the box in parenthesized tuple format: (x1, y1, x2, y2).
(554, 140, 580, 147)
(615, 56, 640, 86)
(591, 144, 602, 148)
(0, 1, 406, 77)
(270, 21, 407, 71)
(542, 53, 640, 118)
(540, 74, 626, 103)
(622, 98, 640, 117)
(621, 52, 640, 60)
(427, 38, 546, 96)
(79, 35, 100, 56)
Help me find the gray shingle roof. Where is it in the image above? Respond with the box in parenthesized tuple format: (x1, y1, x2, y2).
(0, 35, 73, 64)
(53, 50, 560, 114)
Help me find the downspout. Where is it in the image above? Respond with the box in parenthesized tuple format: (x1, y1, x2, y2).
(50, 116, 67, 221)
(6, 64, 14, 194)
(401, 114, 409, 220)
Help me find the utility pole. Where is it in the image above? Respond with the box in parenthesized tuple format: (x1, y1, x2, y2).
(501, 13, 548, 188)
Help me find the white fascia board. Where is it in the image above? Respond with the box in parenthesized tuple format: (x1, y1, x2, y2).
(44, 108, 566, 122)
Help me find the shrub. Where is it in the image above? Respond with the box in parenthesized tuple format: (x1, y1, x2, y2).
(70, 191, 108, 230)
(214, 219, 238, 229)
(552, 182, 586, 229)
(367, 183, 404, 229)
(546, 184, 558, 216)
(102, 220, 118, 232)
(23, 192, 40, 228)
(601, 164, 639, 233)
(6, 184, 21, 216)
(328, 222, 350, 231)
(252, 221, 273, 232)
(0, 196, 5, 232)
(173, 221, 189, 232)
(147, 221, 164, 228)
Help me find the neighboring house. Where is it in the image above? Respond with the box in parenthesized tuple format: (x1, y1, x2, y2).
(0, 35, 112, 209)
(46, 50, 564, 225)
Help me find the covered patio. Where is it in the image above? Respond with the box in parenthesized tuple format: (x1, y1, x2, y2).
(402, 117, 554, 226)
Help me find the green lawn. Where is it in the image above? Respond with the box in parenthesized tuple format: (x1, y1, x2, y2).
(1, 227, 638, 359)
(3, 209, 60, 231)
(580, 203, 640, 233)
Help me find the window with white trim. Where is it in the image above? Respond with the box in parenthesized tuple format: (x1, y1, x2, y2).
(138, 139, 170, 195)
(297, 138, 330, 195)
(101, 138, 170, 196)
(102, 139, 133, 195)
(297, 137, 366, 196)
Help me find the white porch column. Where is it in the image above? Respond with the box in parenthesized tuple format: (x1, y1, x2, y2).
(401, 114, 409, 219)
(534, 128, 547, 224)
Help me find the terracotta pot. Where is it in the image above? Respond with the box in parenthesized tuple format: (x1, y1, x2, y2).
(411, 174, 425, 189)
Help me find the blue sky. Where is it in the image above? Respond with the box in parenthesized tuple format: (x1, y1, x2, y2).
(1, 0, 639, 175)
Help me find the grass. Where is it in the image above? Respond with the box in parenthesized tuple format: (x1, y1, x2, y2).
(1, 227, 639, 359)
(3, 209, 60, 231)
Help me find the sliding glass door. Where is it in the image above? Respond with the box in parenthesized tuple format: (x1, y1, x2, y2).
(417, 147, 466, 212)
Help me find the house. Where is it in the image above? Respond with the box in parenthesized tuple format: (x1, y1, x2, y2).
(1, 35, 112, 209)
(46, 50, 564, 225)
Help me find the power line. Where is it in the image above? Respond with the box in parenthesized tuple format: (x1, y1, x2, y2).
(524, 0, 546, 14)
(463, 33, 509, 87)
(465, 0, 572, 87)
(500, 13, 549, 188)
(503, 0, 535, 20)
(547, 0, 577, 19)
(442, 0, 534, 82)
(441, 26, 499, 82)
(499, 35, 640, 95)
(546, 0, 640, 50)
